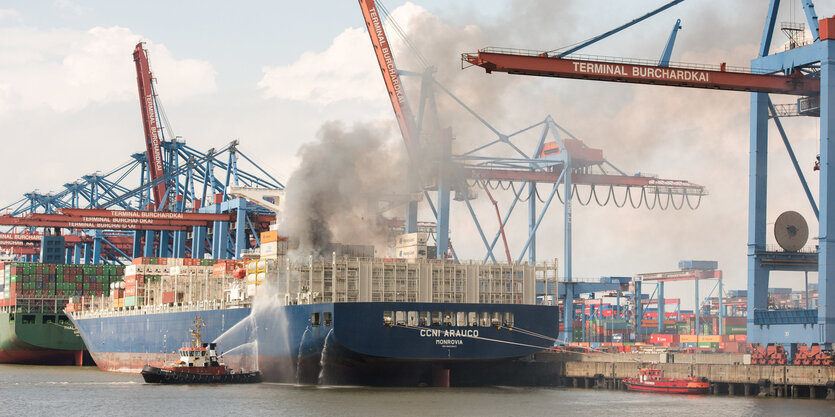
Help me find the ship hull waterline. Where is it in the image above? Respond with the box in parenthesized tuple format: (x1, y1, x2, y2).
(70, 302, 560, 386)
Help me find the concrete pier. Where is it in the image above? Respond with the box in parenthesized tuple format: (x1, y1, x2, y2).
(534, 351, 835, 400)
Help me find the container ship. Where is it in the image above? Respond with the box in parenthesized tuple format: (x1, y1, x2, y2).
(70, 232, 561, 386)
(0, 262, 123, 364)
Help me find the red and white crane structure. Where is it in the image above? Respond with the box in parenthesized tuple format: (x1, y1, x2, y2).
(133, 43, 169, 210)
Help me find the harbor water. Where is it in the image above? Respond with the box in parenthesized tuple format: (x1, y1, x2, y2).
(2, 365, 834, 416)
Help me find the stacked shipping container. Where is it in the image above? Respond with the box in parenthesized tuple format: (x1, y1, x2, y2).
(109, 257, 242, 309)
(394, 232, 436, 262)
(0, 262, 123, 310)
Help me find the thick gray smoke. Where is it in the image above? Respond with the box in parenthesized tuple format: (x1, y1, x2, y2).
(281, 121, 406, 255)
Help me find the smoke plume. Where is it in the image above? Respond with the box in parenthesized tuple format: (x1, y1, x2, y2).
(281, 121, 406, 255)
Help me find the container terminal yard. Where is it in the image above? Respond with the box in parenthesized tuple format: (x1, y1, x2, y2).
(2, 0, 835, 401)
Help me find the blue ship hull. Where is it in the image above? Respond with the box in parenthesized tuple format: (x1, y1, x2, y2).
(70, 302, 559, 386)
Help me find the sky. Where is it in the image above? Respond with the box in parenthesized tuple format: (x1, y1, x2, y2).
(0, 0, 831, 306)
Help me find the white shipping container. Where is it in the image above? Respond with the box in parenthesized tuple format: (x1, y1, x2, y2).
(396, 245, 428, 259)
(124, 265, 137, 276)
(261, 241, 278, 256)
(396, 233, 429, 247)
(169, 266, 182, 275)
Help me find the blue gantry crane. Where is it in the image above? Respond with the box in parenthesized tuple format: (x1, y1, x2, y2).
(0, 44, 284, 264)
(464, 0, 834, 346)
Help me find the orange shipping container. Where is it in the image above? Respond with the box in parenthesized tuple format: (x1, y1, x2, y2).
(260, 230, 278, 243)
(680, 335, 697, 343)
(699, 335, 721, 343)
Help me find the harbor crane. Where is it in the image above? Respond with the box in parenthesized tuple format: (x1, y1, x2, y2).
(463, 0, 834, 346)
(361, 0, 709, 342)
(133, 43, 169, 210)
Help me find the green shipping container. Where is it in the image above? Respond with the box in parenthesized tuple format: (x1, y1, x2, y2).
(124, 296, 144, 307)
(725, 326, 746, 335)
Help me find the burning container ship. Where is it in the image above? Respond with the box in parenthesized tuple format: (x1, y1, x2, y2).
(70, 233, 560, 386)
(0, 262, 123, 364)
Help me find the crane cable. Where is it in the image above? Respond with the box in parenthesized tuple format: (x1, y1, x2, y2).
(377, 1, 430, 70)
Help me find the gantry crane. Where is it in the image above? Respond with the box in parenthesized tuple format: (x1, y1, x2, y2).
(463, 0, 834, 346)
(0, 44, 283, 264)
(361, 0, 713, 342)
(637, 261, 723, 335)
(359, 1, 424, 239)
(133, 43, 169, 210)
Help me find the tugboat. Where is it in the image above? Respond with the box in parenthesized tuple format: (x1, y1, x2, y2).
(623, 368, 709, 395)
(141, 316, 261, 384)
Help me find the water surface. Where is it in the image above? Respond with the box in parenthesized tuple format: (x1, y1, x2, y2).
(1, 365, 833, 416)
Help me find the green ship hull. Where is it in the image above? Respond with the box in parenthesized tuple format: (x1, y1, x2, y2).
(0, 312, 86, 365)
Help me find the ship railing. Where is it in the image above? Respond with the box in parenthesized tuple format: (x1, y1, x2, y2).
(72, 297, 252, 319)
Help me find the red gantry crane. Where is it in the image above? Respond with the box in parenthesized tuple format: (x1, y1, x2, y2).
(133, 43, 168, 210)
(462, 48, 819, 96)
(359, 0, 425, 238)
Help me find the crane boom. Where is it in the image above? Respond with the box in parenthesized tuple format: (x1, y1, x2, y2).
(133, 42, 168, 209)
(463, 49, 820, 96)
(358, 0, 420, 158)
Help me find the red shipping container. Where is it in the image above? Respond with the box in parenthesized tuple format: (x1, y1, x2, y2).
(162, 291, 175, 304)
(735, 334, 747, 343)
(125, 274, 145, 284)
(125, 281, 144, 290)
(724, 342, 740, 353)
(125, 287, 137, 297)
(821, 17, 835, 41)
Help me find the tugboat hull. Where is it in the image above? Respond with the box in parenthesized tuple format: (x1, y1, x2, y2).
(141, 365, 261, 384)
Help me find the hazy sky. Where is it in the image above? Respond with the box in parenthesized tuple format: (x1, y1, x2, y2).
(0, 0, 830, 306)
